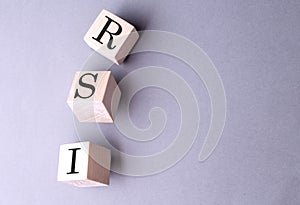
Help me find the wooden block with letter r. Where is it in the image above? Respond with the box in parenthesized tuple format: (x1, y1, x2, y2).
(67, 71, 121, 123)
(57, 141, 111, 187)
(84, 9, 139, 64)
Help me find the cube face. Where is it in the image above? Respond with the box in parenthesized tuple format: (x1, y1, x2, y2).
(57, 142, 111, 187)
(67, 71, 121, 123)
(84, 9, 139, 64)
(57, 142, 89, 185)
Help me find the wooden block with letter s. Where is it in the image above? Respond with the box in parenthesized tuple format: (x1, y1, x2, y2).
(67, 71, 121, 123)
(57, 141, 111, 187)
(84, 9, 139, 64)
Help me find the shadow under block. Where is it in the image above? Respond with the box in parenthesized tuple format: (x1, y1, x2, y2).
(67, 71, 121, 123)
(57, 141, 111, 187)
(84, 9, 139, 65)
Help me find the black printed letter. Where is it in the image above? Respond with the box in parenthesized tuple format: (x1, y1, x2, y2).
(92, 16, 122, 49)
(67, 148, 81, 174)
(74, 73, 98, 99)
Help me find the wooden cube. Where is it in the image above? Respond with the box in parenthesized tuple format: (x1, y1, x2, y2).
(84, 9, 139, 64)
(57, 141, 111, 187)
(67, 71, 121, 123)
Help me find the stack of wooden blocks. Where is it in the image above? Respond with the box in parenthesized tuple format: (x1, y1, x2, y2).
(57, 9, 139, 187)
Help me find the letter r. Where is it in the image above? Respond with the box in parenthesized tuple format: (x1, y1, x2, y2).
(92, 16, 122, 49)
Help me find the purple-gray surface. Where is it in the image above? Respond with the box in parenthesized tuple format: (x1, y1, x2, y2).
(0, 0, 299, 204)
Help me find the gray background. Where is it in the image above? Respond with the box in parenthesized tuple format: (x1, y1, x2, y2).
(0, 0, 299, 204)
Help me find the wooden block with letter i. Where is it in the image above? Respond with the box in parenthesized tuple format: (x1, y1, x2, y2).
(57, 141, 111, 187)
(67, 71, 121, 123)
(84, 9, 139, 64)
